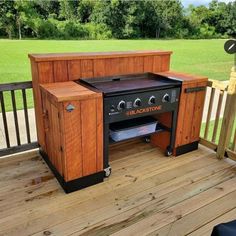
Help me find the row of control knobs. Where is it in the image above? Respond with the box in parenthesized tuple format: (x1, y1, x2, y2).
(117, 94, 170, 111)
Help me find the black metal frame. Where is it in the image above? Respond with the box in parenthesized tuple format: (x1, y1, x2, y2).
(0, 81, 37, 157)
(103, 108, 179, 169)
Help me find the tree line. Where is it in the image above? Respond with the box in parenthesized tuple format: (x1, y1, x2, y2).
(0, 0, 235, 40)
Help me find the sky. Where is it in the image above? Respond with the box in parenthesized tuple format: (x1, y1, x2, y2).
(181, 0, 234, 7)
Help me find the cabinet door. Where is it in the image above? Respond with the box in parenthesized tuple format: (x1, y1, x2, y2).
(61, 97, 103, 182)
(61, 100, 83, 182)
(175, 82, 207, 147)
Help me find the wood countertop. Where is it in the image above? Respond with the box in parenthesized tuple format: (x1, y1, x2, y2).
(156, 71, 208, 84)
(29, 50, 172, 62)
(40, 81, 101, 103)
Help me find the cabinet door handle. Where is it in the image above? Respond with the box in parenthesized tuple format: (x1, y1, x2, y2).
(185, 87, 206, 93)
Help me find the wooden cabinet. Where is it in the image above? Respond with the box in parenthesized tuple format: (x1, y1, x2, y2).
(151, 72, 208, 155)
(40, 81, 103, 192)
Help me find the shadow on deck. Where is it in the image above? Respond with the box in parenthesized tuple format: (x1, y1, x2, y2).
(1, 140, 236, 236)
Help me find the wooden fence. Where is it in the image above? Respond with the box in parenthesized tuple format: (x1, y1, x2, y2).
(200, 66, 236, 160)
(0, 81, 38, 156)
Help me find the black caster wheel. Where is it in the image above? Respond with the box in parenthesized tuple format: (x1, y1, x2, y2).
(104, 166, 112, 177)
(143, 136, 151, 143)
(165, 146, 173, 157)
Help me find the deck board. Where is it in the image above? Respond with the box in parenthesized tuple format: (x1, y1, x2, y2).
(0, 140, 236, 236)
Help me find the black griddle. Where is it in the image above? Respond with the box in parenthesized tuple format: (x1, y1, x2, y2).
(79, 73, 181, 96)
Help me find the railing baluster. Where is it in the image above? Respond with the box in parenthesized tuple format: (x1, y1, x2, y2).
(0, 91, 10, 148)
(232, 128, 236, 152)
(212, 90, 224, 143)
(217, 67, 236, 159)
(11, 90, 21, 146)
(22, 89, 31, 143)
(204, 87, 215, 139)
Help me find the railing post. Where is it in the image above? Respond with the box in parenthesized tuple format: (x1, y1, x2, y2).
(217, 67, 236, 159)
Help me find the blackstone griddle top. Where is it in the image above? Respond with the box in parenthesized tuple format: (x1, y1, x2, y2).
(79, 73, 181, 96)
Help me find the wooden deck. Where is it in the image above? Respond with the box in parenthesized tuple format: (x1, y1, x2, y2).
(1, 140, 236, 236)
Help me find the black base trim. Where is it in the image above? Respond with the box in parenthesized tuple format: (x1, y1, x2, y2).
(175, 141, 199, 156)
(40, 149, 104, 193)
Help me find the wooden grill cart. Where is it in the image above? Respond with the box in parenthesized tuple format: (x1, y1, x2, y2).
(29, 50, 208, 193)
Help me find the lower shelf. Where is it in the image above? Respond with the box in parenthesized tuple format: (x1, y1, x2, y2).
(109, 124, 169, 144)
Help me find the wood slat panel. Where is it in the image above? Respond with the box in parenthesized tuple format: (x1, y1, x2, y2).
(161, 54, 170, 71)
(118, 57, 135, 74)
(96, 97, 103, 171)
(37, 62, 54, 83)
(212, 90, 224, 142)
(81, 59, 93, 78)
(30, 60, 45, 150)
(0, 91, 10, 148)
(181, 83, 197, 145)
(204, 87, 215, 140)
(191, 81, 207, 142)
(93, 59, 106, 77)
(44, 95, 53, 164)
(175, 84, 188, 147)
(11, 90, 21, 146)
(105, 58, 121, 76)
(50, 103, 63, 175)
(134, 57, 144, 73)
(68, 60, 81, 81)
(62, 101, 83, 181)
(80, 99, 97, 176)
(22, 89, 31, 143)
(232, 129, 236, 151)
(153, 56, 162, 72)
(143, 56, 154, 72)
(53, 61, 68, 82)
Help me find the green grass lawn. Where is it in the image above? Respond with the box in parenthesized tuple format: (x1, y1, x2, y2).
(0, 39, 234, 111)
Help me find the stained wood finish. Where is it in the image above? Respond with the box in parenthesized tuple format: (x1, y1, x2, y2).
(61, 100, 83, 181)
(80, 99, 97, 176)
(53, 61, 68, 82)
(1, 144, 236, 235)
(155, 71, 208, 151)
(40, 81, 100, 103)
(151, 112, 172, 150)
(40, 82, 103, 181)
(29, 50, 172, 62)
(30, 50, 172, 150)
(157, 70, 208, 84)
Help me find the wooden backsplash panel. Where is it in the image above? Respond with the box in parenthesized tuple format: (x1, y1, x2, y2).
(68, 60, 81, 81)
(53, 61, 68, 82)
(29, 51, 172, 148)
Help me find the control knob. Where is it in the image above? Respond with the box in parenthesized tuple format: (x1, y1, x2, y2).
(162, 93, 170, 103)
(133, 98, 142, 107)
(148, 96, 156, 105)
(117, 100, 126, 111)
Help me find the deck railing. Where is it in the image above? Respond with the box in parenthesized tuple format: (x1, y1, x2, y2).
(200, 67, 236, 160)
(0, 81, 38, 156)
